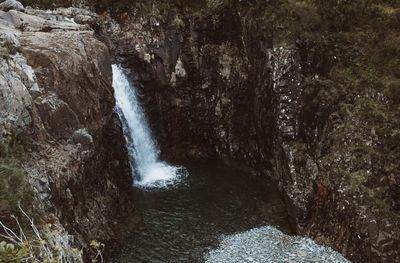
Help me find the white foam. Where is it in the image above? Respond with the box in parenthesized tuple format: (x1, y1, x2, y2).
(112, 65, 185, 188)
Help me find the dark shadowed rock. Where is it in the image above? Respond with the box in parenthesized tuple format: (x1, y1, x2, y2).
(96, 3, 400, 262)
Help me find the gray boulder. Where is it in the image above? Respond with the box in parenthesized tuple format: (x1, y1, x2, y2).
(71, 128, 94, 147)
(0, 0, 25, 12)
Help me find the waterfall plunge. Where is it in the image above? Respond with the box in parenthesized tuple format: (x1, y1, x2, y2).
(112, 65, 184, 188)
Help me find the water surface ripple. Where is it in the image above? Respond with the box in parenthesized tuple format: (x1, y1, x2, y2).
(107, 164, 291, 262)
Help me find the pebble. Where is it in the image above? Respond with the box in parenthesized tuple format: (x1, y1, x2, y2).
(205, 226, 351, 263)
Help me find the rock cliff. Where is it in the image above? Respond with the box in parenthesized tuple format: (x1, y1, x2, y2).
(1, 1, 400, 262)
(0, 4, 132, 248)
(94, 1, 400, 262)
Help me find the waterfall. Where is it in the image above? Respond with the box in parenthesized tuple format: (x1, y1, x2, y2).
(112, 65, 184, 188)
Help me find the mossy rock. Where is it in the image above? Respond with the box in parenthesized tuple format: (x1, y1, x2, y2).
(0, 142, 33, 218)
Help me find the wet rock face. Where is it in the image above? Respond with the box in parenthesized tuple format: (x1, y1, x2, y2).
(0, 6, 132, 245)
(100, 10, 264, 164)
(101, 5, 399, 263)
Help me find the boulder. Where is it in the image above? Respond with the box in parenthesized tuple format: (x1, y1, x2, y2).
(24, 7, 98, 26)
(71, 128, 94, 147)
(0, 0, 25, 12)
(0, 10, 90, 32)
(0, 25, 34, 141)
(74, 14, 97, 25)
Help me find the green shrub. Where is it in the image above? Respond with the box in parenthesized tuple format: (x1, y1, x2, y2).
(0, 241, 29, 262)
(90, 240, 105, 263)
(171, 15, 185, 29)
(0, 142, 33, 217)
(0, 207, 83, 262)
(206, 0, 224, 11)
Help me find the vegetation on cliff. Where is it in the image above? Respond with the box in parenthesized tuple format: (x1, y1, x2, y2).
(270, 0, 400, 213)
(0, 205, 83, 263)
(84, 0, 400, 214)
(5, 0, 400, 261)
(86, 0, 400, 260)
(0, 139, 33, 218)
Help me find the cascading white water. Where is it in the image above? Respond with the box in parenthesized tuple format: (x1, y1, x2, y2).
(112, 64, 184, 188)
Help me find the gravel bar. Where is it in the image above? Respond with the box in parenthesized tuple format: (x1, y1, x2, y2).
(205, 226, 351, 263)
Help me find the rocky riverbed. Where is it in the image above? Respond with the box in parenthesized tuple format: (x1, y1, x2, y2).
(206, 226, 351, 263)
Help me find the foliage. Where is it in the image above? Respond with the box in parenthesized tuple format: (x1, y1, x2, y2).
(259, 0, 400, 212)
(89, 240, 105, 263)
(0, 204, 83, 262)
(205, 0, 225, 11)
(171, 15, 185, 29)
(0, 141, 33, 217)
(0, 139, 101, 262)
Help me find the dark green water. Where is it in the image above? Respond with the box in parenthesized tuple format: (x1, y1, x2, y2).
(107, 164, 291, 262)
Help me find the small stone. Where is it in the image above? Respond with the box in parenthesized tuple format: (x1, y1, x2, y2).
(308, 257, 322, 262)
(205, 226, 350, 263)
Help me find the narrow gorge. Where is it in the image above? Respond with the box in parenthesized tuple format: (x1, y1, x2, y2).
(1, 0, 400, 262)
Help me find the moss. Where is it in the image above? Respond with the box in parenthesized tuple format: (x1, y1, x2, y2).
(0, 48, 11, 60)
(205, 0, 224, 11)
(0, 141, 33, 217)
(347, 170, 369, 192)
(171, 15, 185, 29)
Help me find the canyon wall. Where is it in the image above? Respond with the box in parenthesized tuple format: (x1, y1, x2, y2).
(1, 1, 399, 262)
(97, 1, 400, 262)
(0, 6, 132, 247)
